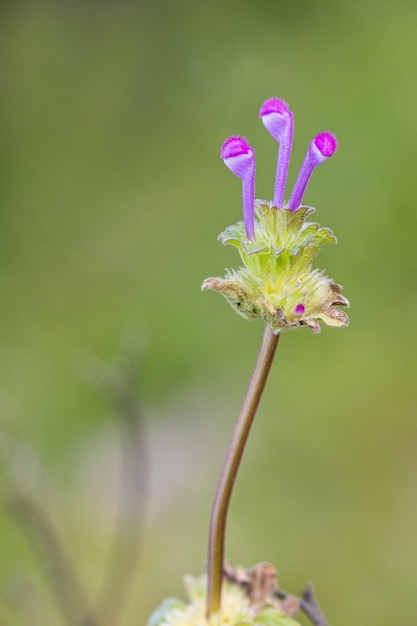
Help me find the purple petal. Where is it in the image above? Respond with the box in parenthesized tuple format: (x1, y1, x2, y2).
(294, 303, 305, 315)
(221, 136, 256, 240)
(260, 98, 294, 208)
(288, 132, 337, 212)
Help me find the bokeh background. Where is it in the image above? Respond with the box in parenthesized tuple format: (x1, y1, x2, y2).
(1, 0, 417, 624)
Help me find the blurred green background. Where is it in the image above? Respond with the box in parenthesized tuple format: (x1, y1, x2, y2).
(1, 0, 417, 624)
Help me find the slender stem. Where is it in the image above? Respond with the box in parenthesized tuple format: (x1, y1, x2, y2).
(206, 324, 280, 618)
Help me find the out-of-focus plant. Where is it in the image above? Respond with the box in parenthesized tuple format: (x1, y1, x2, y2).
(149, 98, 349, 626)
(1, 329, 148, 626)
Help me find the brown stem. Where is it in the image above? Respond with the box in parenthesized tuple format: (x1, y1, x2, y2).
(206, 324, 280, 618)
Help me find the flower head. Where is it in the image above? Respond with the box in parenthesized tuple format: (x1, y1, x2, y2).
(203, 98, 349, 335)
(148, 564, 302, 626)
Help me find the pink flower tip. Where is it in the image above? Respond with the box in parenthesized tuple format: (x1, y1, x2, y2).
(220, 136, 252, 161)
(313, 132, 338, 159)
(259, 97, 291, 118)
(294, 303, 305, 315)
(220, 135, 255, 182)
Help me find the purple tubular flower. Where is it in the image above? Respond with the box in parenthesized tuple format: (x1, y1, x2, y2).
(221, 136, 256, 239)
(288, 132, 337, 212)
(259, 98, 294, 209)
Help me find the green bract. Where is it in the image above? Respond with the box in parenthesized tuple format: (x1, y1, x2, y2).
(202, 201, 349, 334)
(148, 574, 301, 626)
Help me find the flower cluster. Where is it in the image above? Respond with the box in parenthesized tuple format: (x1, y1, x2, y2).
(148, 564, 301, 626)
(202, 98, 349, 334)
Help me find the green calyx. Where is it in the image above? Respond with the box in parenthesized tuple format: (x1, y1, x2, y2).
(202, 201, 349, 334)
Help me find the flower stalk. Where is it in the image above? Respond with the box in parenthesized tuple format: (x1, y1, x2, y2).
(206, 324, 280, 618)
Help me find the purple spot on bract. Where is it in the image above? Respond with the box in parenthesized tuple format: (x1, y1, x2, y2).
(295, 303, 305, 315)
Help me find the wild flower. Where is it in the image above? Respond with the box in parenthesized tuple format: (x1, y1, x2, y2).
(202, 98, 349, 334)
(149, 98, 348, 626)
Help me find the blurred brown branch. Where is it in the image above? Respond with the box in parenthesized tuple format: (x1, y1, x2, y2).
(276, 583, 329, 626)
(77, 327, 149, 625)
(1, 326, 149, 626)
(9, 487, 102, 626)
